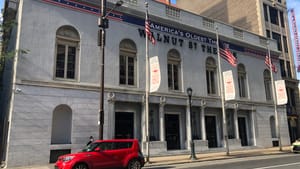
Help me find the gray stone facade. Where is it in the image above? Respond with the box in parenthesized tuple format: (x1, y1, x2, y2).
(0, 0, 291, 167)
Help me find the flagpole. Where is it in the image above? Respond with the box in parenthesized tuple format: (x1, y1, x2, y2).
(145, 2, 150, 163)
(267, 41, 282, 151)
(216, 26, 229, 155)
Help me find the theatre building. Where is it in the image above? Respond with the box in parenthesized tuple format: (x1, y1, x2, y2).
(0, 0, 292, 167)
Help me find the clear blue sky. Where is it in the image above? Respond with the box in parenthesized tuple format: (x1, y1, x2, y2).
(0, 0, 3, 9)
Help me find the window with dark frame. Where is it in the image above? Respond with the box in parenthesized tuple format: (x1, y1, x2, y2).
(238, 64, 247, 98)
(264, 70, 272, 101)
(167, 49, 181, 91)
(269, 6, 279, 25)
(55, 26, 79, 80)
(206, 57, 217, 95)
(272, 32, 282, 51)
(263, 4, 268, 22)
(279, 11, 285, 28)
(119, 39, 137, 86)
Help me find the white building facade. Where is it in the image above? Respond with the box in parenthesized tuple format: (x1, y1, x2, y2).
(0, 0, 291, 167)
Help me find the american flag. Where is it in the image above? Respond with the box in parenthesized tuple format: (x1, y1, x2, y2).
(219, 43, 237, 67)
(145, 18, 156, 45)
(265, 55, 277, 73)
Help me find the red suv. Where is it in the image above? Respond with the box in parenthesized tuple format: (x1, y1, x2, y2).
(55, 139, 145, 169)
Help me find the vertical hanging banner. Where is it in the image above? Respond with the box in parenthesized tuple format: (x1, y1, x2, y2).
(290, 9, 300, 72)
(150, 56, 161, 93)
(275, 80, 288, 105)
(223, 70, 236, 101)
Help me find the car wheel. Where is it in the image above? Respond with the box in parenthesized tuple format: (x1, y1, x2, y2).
(127, 159, 141, 169)
(73, 163, 88, 169)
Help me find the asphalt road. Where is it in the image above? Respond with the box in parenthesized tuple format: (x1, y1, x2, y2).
(145, 153, 300, 169)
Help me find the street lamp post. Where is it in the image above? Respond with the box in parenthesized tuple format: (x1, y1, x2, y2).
(187, 87, 197, 160)
(98, 0, 123, 140)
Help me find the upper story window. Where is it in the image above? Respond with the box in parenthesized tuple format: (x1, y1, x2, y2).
(280, 60, 286, 77)
(119, 39, 137, 86)
(263, 4, 269, 22)
(55, 26, 80, 80)
(279, 11, 285, 28)
(167, 49, 181, 91)
(269, 6, 279, 25)
(264, 69, 272, 101)
(237, 64, 248, 98)
(166, 5, 180, 18)
(266, 30, 271, 38)
(272, 32, 282, 51)
(283, 36, 288, 53)
(206, 57, 217, 95)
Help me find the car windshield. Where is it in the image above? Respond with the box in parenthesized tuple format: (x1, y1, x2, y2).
(82, 142, 99, 152)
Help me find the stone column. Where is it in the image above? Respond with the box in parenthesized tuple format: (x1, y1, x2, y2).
(107, 92, 116, 139)
(251, 106, 257, 146)
(159, 96, 166, 141)
(186, 99, 192, 149)
(234, 103, 239, 139)
(200, 100, 206, 141)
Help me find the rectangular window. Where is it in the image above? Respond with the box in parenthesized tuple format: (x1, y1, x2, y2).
(263, 4, 268, 22)
(280, 60, 286, 77)
(56, 45, 66, 78)
(206, 70, 216, 94)
(67, 46, 76, 79)
(238, 75, 247, 98)
(272, 32, 282, 51)
(283, 36, 288, 53)
(279, 11, 285, 28)
(287, 61, 292, 78)
(168, 63, 179, 90)
(266, 30, 271, 38)
(55, 44, 76, 79)
(166, 5, 180, 18)
(269, 6, 279, 25)
(119, 54, 135, 86)
(265, 80, 272, 100)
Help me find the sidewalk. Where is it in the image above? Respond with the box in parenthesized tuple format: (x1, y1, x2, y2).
(146, 146, 291, 167)
(3, 146, 291, 169)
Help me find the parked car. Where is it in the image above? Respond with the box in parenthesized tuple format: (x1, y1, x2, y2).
(291, 138, 300, 153)
(55, 139, 145, 169)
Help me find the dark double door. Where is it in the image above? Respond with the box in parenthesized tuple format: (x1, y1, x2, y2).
(238, 117, 248, 146)
(165, 114, 180, 150)
(205, 116, 218, 148)
(115, 112, 134, 139)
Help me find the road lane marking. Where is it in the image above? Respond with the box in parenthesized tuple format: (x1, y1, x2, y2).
(252, 162, 300, 169)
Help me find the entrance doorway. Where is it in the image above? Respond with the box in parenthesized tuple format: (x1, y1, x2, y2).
(115, 112, 134, 139)
(165, 114, 180, 150)
(205, 116, 218, 148)
(238, 117, 248, 146)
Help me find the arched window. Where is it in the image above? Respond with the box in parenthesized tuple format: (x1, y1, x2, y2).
(238, 64, 248, 98)
(206, 57, 217, 95)
(270, 116, 276, 138)
(51, 105, 72, 144)
(264, 69, 272, 100)
(167, 49, 181, 91)
(119, 39, 137, 86)
(55, 26, 80, 80)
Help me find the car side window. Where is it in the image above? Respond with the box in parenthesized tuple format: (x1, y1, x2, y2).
(115, 142, 133, 149)
(97, 142, 114, 150)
